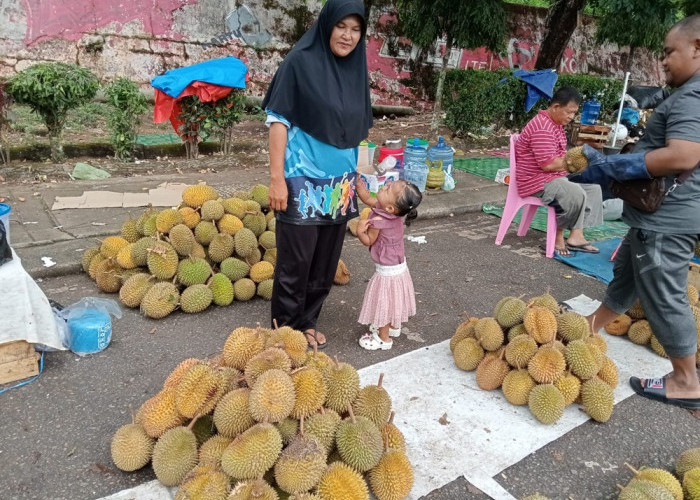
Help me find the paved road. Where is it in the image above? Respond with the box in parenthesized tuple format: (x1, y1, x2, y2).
(0, 212, 696, 500)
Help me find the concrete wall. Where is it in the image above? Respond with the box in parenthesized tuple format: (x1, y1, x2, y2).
(0, 1, 662, 107)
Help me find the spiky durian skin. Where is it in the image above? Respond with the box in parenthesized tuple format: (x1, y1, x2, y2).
(305, 410, 341, 453)
(683, 467, 700, 500)
(528, 384, 565, 425)
(249, 369, 296, 423)
(501, 369, 536, 406)
(453, 337, 485, 371)
(151, 426, 198, 487)
(336, 415, 384, 472)
(368, 449, 414, 500)
(580, 378, 614, 423)
(198, 435, 233, 468)
(174, 363, 225, 418)
(676, 448, 700, 478)
(323, 361, 361, 413)
(228, 479, 279, 500)
(138, 388, 186, 438)
(290, 367, 327, 419)
(316, 462, 370, 500)
(220, 423, 283, 480)
(352, 384, 392, 428)
(140, 282, 180, 319)
(110, 423, 154, 472)
(182, 184, 219, 208)
(209, 273, 234, 306)
(619, 479, 676, 500)
(119, 273, 154, 308)
(174, 465, 230, 500)
(274, 435, 327, 494)
(222, 326, 266, 370)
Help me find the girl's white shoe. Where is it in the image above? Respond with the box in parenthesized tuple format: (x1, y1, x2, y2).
(369, 324, 401, 338)
(359, 332, 393, 351)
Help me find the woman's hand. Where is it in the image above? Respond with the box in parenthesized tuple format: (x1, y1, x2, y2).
(268, 177, 288, 212)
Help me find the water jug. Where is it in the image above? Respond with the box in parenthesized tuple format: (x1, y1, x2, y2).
(403, 138, 428, 192)
(580, 97, 601, 125)
(67, 309, 112, 355)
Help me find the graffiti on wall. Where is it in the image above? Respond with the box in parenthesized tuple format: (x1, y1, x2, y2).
(203, 4, 273, 49)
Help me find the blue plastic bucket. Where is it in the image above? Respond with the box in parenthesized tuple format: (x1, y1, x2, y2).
(67, 309, 112, 355)
(0, 203, 10, 246)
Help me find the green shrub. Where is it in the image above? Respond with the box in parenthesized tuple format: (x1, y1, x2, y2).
(442, 69, 625, 136)
(8, 62, 99, 161)
(105, 78, 149, 162)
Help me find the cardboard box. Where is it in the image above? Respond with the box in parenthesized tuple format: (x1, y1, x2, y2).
(357, 165, 400, 196)
(494, 168, 510, 185)
(689, 262, 700, 292)
(0, 340, 40, 385)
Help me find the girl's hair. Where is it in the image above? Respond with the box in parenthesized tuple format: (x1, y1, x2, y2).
(394, 181, 423, 226)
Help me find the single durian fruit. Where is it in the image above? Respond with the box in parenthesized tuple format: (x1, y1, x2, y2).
(198, 435, 233, 468)
(352, 373, 392, 428)
(450, 317, 478, 352)
(495, 297, 527, 328)
(564, 146, 588, 173)
(220, 422, 283, 480)
(138, 387, 186, 438)
(243, 212, 268, 237)
(209, 273, 234, 306)
(163, 358, 201, 389)
(556, 311, 590, 342)
(257, 230, 276, 250)
(475, 352, 510, 390)
(178, 206, 200, 229)
(250, 261, 275, 283)
(263, 249, 277, 266)
(305, 408, 341, 453)
(474, 317, 505, 351)
(182, 184, 219, 208)
(528, 345, 566, 384)
(502, 369, 536, 406)
(605, 314, 632, 336)
(234, 278, 257, 301)
(151, 424, 198, 487)
(115, 243, 138, 269)
(200, 199, 225, 221)
(180, 284, 213, 313)
(676, 448, 700, 478)
(245, 247, 263, 266)
(222, 197, 246, 219)
(266, 325, 308, 367)
(140, 282, 179, 319)
(597, 356, 619, 388)
(581, 377, 614, 422)
(176, 257, 211, 287)
(380, 411, 406, 452)
(228, 479, 279, 500)
(135, 206, 156, 235)
(175, 362, 226, 418)
(100, 235, 129, 258)
(453, 337, 485, 371)
(554, 372, 581, 405)
(217, 213, 244, 235)
(368, 448, 414, 500)
(290, 367, 327, 419)
(618, 479, 676, 500)
(565, 339, 603, 380)
(146, 240, 178, 279)
(323, 358, 361, 413)
(504, 334, 538, 369)
(524, 306, 558, 344)
(317, 461, 370, 500)
(130, 236, 155, 267)
(94, 258, 123, 293)
(508, 323, 529, 342)
(683, 466, 700, 500)
(251, 184, 270, 209)
(275, 417, 299, 446)
(190, 414, 215, 447)
(81, 247, 101, 273)
(627, 299, 646, 319)
(174, 465, 230, 500)
(208, 233, 235, 263)
(194, 220, 218, 246)
(650, 335, 668, 358)
(222, 326, 266, 370)
(334, 259, 351, 285)
(142, 214, 158, 237)
(628, 320, 653, 345)
(267, 216, 276, 233)
(304, 350, 333, 372)
(155, 208, 184, 234)
(257, 279, 274, 301)
(274, 432, 326, 494)
(586, 333, 608, 354)
(528, 384, 565, 425)
(249, 368, 296, 423)
(119, 267, 144, 286)
(111, 423, 154, 472)
(213, 388, 255, 438)
(119, 273, 155, 308)
(220, 257, 250, 282)
(624, 463, 682, 500)
(234, 227, 259, 257)
(527, 293, 560, 314)
(168, 223, 196, 257)
(121, 218, 141, 243)
(244, 347, 292, 387)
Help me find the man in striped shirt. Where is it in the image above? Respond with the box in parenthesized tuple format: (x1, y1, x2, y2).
(515, 86, 603, 256)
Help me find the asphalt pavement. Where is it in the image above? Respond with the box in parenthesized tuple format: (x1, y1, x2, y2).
(0, 164, 697, 500)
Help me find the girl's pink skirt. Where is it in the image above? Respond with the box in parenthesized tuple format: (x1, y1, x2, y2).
(358, 261, 416, 329)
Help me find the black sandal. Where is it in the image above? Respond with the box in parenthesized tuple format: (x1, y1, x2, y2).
(304, 329, 327, 350)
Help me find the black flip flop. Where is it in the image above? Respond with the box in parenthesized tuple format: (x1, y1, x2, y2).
(629, 376, 700, 410)
(566, 242, 600, 254)
(304, 330, 327, 350)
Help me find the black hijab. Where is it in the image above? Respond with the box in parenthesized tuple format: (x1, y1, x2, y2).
(262, 0, 372, 149)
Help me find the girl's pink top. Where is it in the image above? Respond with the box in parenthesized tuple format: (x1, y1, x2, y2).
(368, 207, 405, 266)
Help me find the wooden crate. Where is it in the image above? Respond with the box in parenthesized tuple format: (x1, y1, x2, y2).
(575, 124, 611, 150)
(690, 262, 700, 292)
(0, 340, 40, 385)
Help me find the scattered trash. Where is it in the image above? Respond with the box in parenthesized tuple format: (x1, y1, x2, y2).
(70, 162, 111, 180)
(149, 327, 156, 334)
(438, 413, 450, 425)
(41, 257, 56, 267)
(18, 197, 25, 202)
(407, 235, 427, 244)
(90, 222, 106, 226)
(22, 221, 38, 225)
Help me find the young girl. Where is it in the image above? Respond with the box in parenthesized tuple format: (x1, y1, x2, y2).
(355, 177, 423, 350)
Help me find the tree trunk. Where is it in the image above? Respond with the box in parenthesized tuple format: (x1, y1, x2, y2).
(534, 0, 587, 70)
(625, 45, 637, 73)
(430, 37, 452, 135)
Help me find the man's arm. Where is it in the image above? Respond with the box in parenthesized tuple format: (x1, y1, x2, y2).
(268, 122, 288, 211)
(644, 139, 700, 177)
(540, 157, 566, 172)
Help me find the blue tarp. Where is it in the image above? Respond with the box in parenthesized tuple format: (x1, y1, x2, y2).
(510, 69, 558, 112)
(151, 56, 248, 98)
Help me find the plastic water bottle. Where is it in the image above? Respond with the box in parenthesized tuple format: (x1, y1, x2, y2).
(427, 136, 455, 190)
(403, 138, 429, 192)
(580, 97, 601, 125)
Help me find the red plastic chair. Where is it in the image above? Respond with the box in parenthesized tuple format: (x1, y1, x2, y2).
(494, 134, 557, 258)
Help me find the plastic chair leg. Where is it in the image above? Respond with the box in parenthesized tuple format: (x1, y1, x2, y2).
(544, 208, 557, 258)
(517, 204, 539, 236)
(495, 202, 522, 245)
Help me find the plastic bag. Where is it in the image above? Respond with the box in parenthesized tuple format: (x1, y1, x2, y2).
(58, 298, 122, 356)
(0, 219, 11, 267)
(442, 172, 456, 191)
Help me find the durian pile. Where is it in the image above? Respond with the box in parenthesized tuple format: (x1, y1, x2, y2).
(81, 184, 278, 318)
(111, 324, 414, 500)
(617, 447, 700, 500)
(604, 286, 700, 365)
(450, 292, 618, 425)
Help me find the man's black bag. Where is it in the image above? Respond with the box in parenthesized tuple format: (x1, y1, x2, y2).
(0, 218, 12, 267)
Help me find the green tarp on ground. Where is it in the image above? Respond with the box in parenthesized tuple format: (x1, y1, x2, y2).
(454, 157, 508, 181)
(135, 133, 182, 145)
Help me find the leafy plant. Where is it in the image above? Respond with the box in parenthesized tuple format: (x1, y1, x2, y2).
(105, 78, 149, 162)
(0, 80, 11, 165)
(177, 95, 208, 159)
(203, 90, 247, 156)
(7, 62, 99, 161)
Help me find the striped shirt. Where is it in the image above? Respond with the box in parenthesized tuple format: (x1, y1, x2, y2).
(515, 110, 567, 197)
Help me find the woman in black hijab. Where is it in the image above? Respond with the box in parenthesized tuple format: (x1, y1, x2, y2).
(262, 0, 372, 348)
